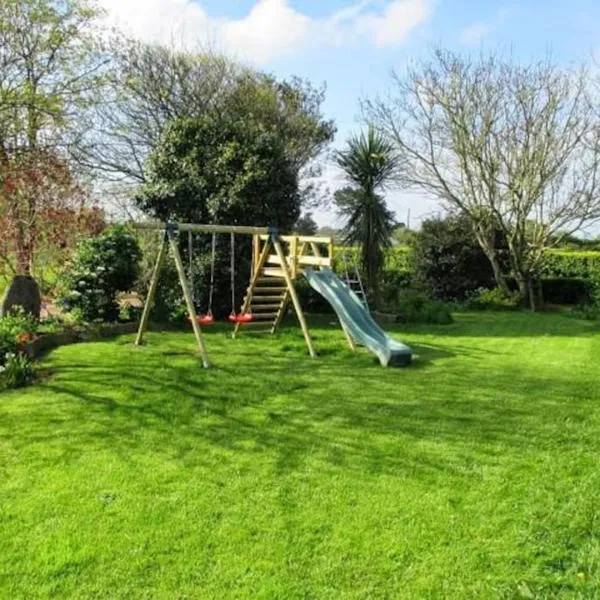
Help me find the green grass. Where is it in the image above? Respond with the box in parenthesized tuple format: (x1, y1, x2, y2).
(2, 313, 600, 599)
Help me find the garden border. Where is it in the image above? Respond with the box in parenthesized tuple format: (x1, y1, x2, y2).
(24, 322, 140, 359)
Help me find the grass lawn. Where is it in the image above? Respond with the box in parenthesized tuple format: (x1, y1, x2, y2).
(2, 312, 600, 598)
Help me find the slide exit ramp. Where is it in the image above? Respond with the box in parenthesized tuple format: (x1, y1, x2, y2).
(304, 268, 412, 367)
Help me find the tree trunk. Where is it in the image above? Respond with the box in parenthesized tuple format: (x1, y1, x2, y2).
(481, 244, 509, 294)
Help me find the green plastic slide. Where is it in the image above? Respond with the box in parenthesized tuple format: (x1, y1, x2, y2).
(304, 268, 412, 367)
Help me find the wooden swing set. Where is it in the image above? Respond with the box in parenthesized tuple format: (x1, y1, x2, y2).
(133, 221, 334, 368)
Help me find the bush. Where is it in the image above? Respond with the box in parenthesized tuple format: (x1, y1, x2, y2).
(0, 308, 37, 359)
(411, 215, 506, 302)
(60, 225, 141, 322)
(0, 309, 37, 390)
(541, 278, 593, 305)
(0, 352, 34, 390)
(467, 287, 522, 311)
(395, 291, 454, 325)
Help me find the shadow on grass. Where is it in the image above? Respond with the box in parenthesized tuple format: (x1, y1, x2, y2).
(9, 328, 593, 485)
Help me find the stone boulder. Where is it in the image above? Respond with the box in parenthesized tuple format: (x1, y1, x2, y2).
(0, 276, 42, 319)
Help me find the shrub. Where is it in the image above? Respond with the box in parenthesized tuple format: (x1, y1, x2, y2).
(60, 225, 141, 322)
(541, 278, 593, 305)
(411, 215, 505, 301)
(0, 309, 37, 390)
(467, 287, 522, 311)
(395, 291, 454, 325)
(0, 352, 34, 390)
(0, 308, 38, 359)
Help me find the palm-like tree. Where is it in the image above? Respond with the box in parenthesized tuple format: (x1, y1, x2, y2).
(334, 127, 399, 303)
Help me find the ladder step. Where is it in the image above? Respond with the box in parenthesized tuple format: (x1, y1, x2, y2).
(262, 268, 287, 278)
(251, 312, 279, 320)
(254, 286, 287, 292)
(252, 304, 283, 311)
(251, 295, 286, 302)
(238, 322, 274, 330)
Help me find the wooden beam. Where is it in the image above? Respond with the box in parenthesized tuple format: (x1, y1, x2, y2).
(135, 237, 168, 346)
(272, 238, 316, 358)
(134, 222, 270, 236)
(260, 234, 333, 245)
(267, 254, 331, 267)
(168, 235, 211, 368)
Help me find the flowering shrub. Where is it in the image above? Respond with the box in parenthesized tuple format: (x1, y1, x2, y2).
(0, 308, 37, 390)
(0, 352, 34, 390)
(59, 225, 141, 322)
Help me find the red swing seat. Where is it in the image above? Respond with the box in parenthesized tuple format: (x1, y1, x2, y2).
(188, 310, 215, 325)
(228, 312, 254, 324)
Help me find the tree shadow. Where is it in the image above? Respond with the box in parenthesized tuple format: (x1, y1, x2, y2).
(7, 330, 593, 487)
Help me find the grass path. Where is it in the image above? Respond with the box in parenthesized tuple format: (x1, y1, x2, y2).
(1, 313, 600, 598)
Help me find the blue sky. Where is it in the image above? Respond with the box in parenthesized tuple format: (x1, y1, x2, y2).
(100, 0, 600, 227)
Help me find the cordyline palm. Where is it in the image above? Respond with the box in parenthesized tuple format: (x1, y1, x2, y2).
(334, 127, 399, 303)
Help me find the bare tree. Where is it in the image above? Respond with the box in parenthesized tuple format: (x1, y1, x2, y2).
(76, 37, 335, 214)
(0, 0, 106, 280)
(74, 36, 240, 191)
(365, 50, 600, 309)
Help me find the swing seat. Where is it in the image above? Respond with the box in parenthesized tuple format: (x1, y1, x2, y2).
(188, 313, 215, 325)
(228, 313, 254, 324)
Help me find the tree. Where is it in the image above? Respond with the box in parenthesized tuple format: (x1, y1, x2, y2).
(393, 224, 417, 246)
(135, 115, 302, 317)
(412, 214, 502, 301)
(0, 0, 106, 157)
(75, 38, 240, 197)
(294, 213, 318, 235)
(135, 116, 300, 229)
(0, 0, 105, 313)
(77, 39, 335, 211)
(333, 128, 399, 300)
(365, 50, 600, 309)
(0, 149, 103, 278)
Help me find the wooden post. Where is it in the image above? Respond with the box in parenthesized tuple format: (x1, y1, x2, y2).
(135, 236, 168, 346)
(290, 236, 298, 280)
(168, 233, 211, 369)
(252, 234, 260, 279)
(272, 237, 316, 358)
(233, 237, 273, 338)
(339, 321, 357, 351)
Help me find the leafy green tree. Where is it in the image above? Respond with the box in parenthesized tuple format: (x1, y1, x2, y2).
(294, 213, 318, 235)
(0, 0, 104, 314)
(334, 128, 399, 301)
(80, 39, 335, 210)
(412, 214, 507, 301)
(136, 115, 300, 229)
(135, 115, 301, 319)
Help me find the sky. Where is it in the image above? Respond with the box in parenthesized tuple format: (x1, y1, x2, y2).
(98, 0, 600, 228)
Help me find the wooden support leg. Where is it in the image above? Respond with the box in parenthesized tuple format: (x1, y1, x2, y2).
(340, 320, 357, 351)
(168, 235, 211, 369)
(272, 238, 316, 358)
(135, 237, 168, 346)
(271, 292, 290, 334)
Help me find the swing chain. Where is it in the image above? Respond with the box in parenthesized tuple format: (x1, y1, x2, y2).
(207, 232, 216, 316)
(230, 231, 236, 315)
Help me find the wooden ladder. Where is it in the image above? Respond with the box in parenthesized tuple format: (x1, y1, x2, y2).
(235, 276, 290, 334)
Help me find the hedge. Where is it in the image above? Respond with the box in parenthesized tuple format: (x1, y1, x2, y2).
(333, 247, 600, 305)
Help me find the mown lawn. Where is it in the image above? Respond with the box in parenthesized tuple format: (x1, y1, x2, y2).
(1, 312, 600, 599)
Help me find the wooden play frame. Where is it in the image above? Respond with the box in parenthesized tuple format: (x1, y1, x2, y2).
(133, 221, 335, 368)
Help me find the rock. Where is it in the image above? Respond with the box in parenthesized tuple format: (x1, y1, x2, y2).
(0, 276, 42, 319)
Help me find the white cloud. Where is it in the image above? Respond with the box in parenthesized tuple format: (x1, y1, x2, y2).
(459, 22, 491, 46)
(358, 0, 433, 48)
(99, 0, 433, 64)
(459, 6, 515, 47)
